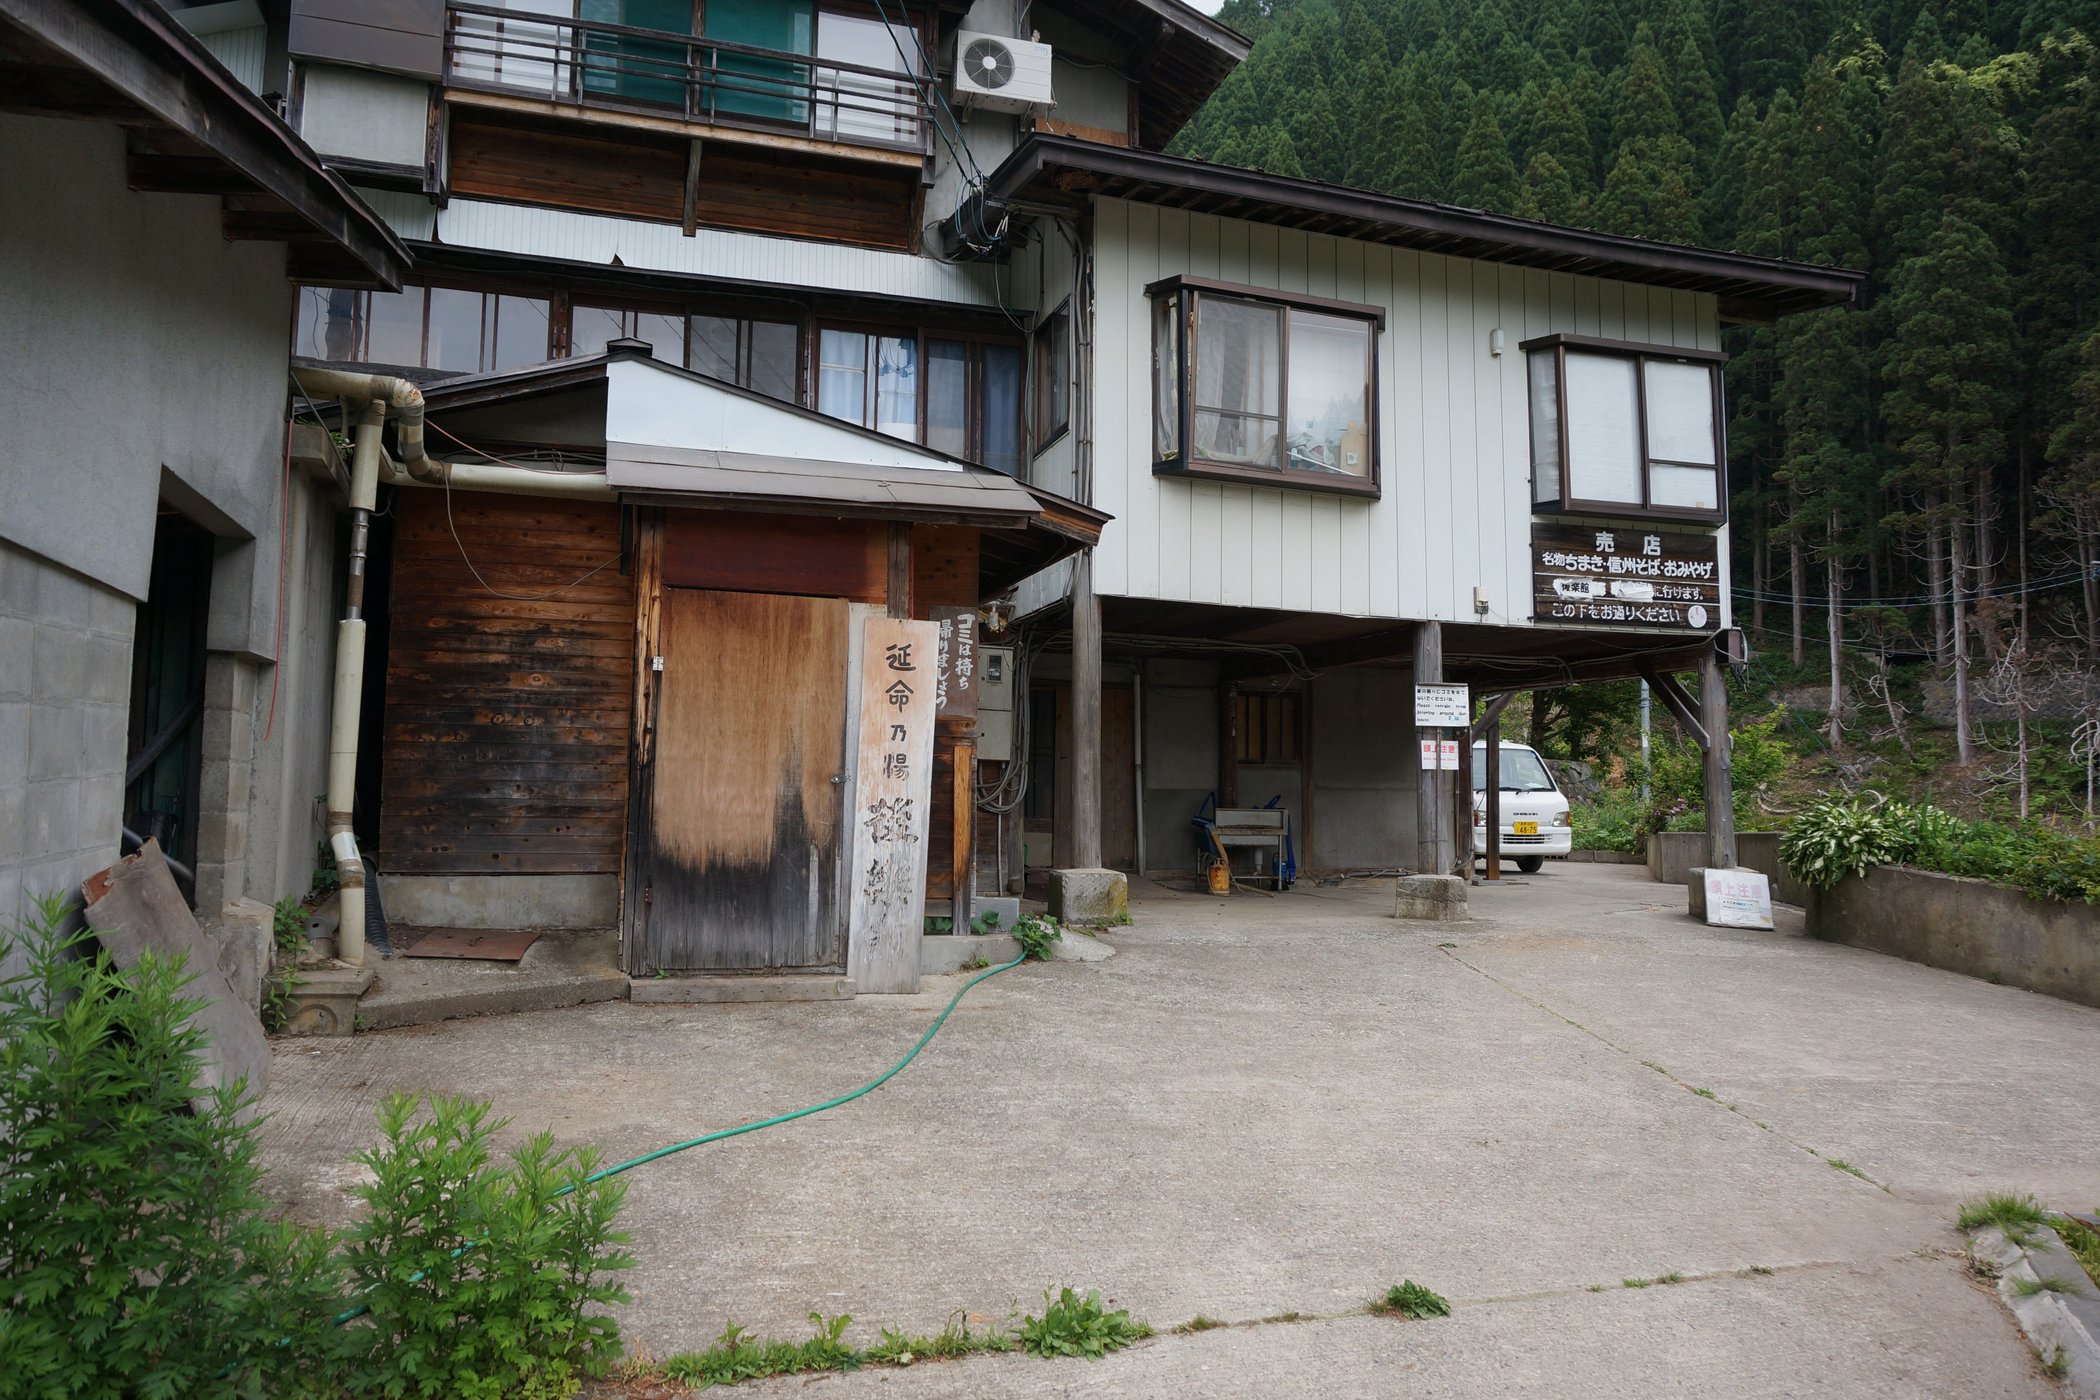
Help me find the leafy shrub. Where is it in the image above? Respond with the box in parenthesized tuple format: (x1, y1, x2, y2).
(0, 897, 350, 1398)
(337, 1093, 635, 1399)
(1012, 913, 1061, 962)
(1782, 798, 2100, 902)
(1571, 784, 1646, 852)
(1017, 1287, 1152, 1359)
(1649, 708, 1794, 833)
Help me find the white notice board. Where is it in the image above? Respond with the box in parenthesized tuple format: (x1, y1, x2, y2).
(1414, 683, 1470, 728)
(1702, 867, 1775, 930)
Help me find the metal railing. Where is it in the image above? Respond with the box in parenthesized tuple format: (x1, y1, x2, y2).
(444, 2, 930, 153)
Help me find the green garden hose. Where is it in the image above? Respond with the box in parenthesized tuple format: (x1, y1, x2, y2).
(327, 952, 1029, 1327)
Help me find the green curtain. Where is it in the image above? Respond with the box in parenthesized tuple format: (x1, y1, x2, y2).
(580, 0, 691, 108)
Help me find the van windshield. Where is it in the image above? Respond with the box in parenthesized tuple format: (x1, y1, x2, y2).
(1472, 747, 1556, 793)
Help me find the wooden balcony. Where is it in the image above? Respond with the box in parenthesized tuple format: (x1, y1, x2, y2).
(443, 2, 932, 161)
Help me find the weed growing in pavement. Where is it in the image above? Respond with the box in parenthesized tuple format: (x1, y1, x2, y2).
(663, 1314, 860, 1386)
(1262, 1311, 1307, 1323)
(1012, 914, 1062, 962)
(1829, 1159, 1869, 1180)
(1690, 1087, 1717, 1099)
(1640, 1061, 1668, 1074)
(1586, 1284, 1607, 1292)
(2046, 1346, 2070, 1379)
(1373, 1282, 1451, 1319)
(960, 957, 990, 971)
(1622, 1278, 1654, 1289)
(1173, 1315, 1227, 1334)
(862, 1313, 1015, 1366)
(1437, 941, 1458, 949)
(1656, 1272, 1686, 1285)
(1749, 1266, 1776, 1276)
(1017, 1287, 1152, 1358)
(2012, 1274, 2091, 1299)
(1958, 1192, 2050, 1245)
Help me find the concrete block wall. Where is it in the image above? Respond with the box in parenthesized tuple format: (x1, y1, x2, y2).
(0, 539, 134, 970)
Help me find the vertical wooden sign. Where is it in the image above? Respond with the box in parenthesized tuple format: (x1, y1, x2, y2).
(930, 606, 980, 722)
(847, 615, 939, 994)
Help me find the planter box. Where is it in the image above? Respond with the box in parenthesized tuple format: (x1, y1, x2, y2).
(1808, 865, 2100, 1010)
(1648, 830, 1809, 907)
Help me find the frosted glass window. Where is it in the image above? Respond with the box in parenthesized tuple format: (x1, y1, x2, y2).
(817, 329, 868, 424)
(873, 335, 917, 440)
(1192, 294, 1282, 468)
(425, 287, 486, 371)
(362, 287, 425, 367)
(1644, 359, 1717, 465)
(1152, 293, 1180, 460)
(1650, 463, 1719, 511)
(1563, 352, 1642, 505)
(1285, 309, 1370, 477)
(926, 339, 968, 457)
(1529, 350, 1559, 505)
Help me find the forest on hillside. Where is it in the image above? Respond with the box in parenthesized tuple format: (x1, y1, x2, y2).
(1172, 0, 2100, 823)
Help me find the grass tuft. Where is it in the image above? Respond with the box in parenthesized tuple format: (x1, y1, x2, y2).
(1622, 1277, 1653, 1289)
(662, 1314, 861, 1387)
(1957, 1192, 2049, 1244)
(2058, 1216, 2100, 1283)
(1656, 1272, 1686, 1285)
(1373, 1281, 1452, 1319)
(1173, 1315, 1228, 1334)
(1261, 1311, 1306, 1324)
(1828, 1159, 1868, 1180)
(2011, 1274, 2091, 1299)
(1690, 1087, 1717, 1100)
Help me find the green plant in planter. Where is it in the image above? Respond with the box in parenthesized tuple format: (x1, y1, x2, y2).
(1779, 798, 1905, 889)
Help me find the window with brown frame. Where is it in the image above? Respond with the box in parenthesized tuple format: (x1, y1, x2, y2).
(1032, 302, 1070, 453)
(1235, 691, 1301, 765)
(294, 284, 553, 373)
(1524, 333, 1728, 523)
(1148, 275, 1381, 499)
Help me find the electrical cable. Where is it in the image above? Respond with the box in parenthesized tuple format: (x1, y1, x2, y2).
(321, 952, 1029, 1331)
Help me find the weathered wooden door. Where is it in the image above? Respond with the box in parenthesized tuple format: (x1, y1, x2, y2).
(641, 588, 851, 972)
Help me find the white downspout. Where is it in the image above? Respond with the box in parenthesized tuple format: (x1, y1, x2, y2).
(328, 398, 386, 966)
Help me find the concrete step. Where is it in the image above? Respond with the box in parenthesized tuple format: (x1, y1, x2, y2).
(355, 928, 628, 1031)
(631, 975, 855, 1004)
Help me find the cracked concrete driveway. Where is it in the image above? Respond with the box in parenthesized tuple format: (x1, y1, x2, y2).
(256, 863, 2100, 1396)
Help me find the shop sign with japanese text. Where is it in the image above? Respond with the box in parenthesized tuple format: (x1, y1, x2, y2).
(1532, 524, 1722, 630)
(846, 616, 938, 994)
(930, 605, 979, 722)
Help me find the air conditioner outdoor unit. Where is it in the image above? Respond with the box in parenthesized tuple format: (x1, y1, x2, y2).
(951, 31, 1053, 114)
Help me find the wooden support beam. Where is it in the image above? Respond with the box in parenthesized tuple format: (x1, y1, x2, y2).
(952, 736, 975, 929)
(1413, 620, 1445, 875)
(1639, 665, 1708, 751)
(1069, 552, 1103, 869)
(1467, 690, 1514, 741)
(681, 137, 703, 238)
(886, 522, 912, 620)
(1483, 714, 1502, 880)
(1700, 647, 1737, 870)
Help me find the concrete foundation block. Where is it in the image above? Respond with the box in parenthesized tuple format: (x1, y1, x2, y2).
(970, 895, 1022, 933)
(1394, 874, 1468, 922)
(206, 897, 274, 1014)
(631, 976, 855, 1005)
(282, 965, 374, 1037)
(921, 933, 1021, 974)
(1047, 868, 1128, 924)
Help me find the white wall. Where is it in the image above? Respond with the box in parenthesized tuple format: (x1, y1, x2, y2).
(299, 65, 430, 167)
(1087, 197, 1729, 630)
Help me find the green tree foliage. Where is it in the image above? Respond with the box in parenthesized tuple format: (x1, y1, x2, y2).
(1449, 103, 1520, 209)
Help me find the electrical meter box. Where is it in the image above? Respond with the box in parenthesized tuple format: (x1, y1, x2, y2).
(976, 646, 1015, 762)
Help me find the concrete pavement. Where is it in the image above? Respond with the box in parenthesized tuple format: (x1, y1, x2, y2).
(255, 864, 2097, 1395)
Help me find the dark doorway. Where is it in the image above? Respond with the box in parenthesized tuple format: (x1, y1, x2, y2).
(125, 511, 213, 904)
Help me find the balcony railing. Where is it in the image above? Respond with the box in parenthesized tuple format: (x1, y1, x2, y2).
(445, 2, 930, 154)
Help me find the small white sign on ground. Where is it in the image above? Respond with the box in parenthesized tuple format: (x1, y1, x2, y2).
(1703, 867, 1775, 930)
(1415, 682, 1470, 727)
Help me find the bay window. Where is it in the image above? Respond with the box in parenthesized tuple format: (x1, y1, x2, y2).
(1148, 275, 1380, 498)
(1524, 334, 1726, 522)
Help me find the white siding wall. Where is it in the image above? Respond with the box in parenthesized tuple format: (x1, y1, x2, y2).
(1089, 197, 1728, 629)
(200, 24, 269, 93)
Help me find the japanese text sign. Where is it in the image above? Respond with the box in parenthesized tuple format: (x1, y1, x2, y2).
(847, 616, 939, 994)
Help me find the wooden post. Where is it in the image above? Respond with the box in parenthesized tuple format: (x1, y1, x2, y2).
(952, 737, 975, 929)
(1070, 552, 1102, 869)
(1217, 680, 1239, 806)
(1483, 717, 1501, 880)
(1700, 644, 1737, 870)
(886, 523, 912, 620)
(1413, 620, 1443, 875)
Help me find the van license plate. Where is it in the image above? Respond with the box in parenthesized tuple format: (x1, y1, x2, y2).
(1512, 821, 1538, 835)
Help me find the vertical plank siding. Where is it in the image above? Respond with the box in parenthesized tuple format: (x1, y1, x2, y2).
(1088, 196, 1729, 624)
(379, 492, 634, 874)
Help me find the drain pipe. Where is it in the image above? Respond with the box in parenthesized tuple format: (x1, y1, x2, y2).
(327, 399, 386, 966)
(296, 367, 439, 484)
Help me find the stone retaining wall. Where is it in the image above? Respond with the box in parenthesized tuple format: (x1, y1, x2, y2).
(1808, 865, 2100, 1010)
(1648, 830, 1810, 906)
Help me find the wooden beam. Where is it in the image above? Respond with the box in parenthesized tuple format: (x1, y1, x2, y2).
(951, 736, 975, 929)
(1638, 665, 1708, 751)
(681, 137, 703, 238)
(1413, 620, 1445, 876)
(1700, 647, 1737, 870)
(1069, 552, 1103, 869)
(886, 522, 912, 620)
(1467, 690, 1514, 741)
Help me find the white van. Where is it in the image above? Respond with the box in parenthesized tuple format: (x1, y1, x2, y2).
(1471, 741, 1572, 873)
